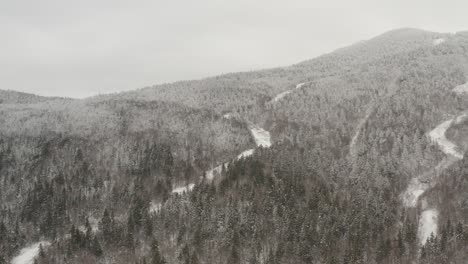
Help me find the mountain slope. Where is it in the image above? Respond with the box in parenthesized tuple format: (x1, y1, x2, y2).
(2, 28, 468, 264)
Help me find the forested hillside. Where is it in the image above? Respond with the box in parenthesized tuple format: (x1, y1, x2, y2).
(1, 28, 468, 264)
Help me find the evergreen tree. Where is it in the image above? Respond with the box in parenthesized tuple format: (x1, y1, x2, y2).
(150, 239, 166, 264)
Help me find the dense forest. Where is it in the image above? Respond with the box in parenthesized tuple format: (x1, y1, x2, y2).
(1, 28, 468, 263)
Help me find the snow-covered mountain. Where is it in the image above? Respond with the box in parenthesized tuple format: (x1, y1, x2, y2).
(2, 28, 468, 264)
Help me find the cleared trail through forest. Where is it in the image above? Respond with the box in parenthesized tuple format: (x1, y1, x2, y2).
(14, 81, 291, 260)
(10, 241, 50, 264)
(349, 103, 376, 161)
(402, 85, 468, 246)
(402, 117, 464, 208)
(149, 124, 272, 213)
(270, 82, 307, 103)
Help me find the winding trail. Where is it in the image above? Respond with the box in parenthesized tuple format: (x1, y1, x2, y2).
(403, 117, 464, 208)
(13, 81, 283, 262)
(402, 112, 466, 245)
(270, 82, 307, 103)
(149, 125, 272, 212)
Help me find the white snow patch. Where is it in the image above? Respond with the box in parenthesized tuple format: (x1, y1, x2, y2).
(418, 209, 439, 245)
(205, 164, 224, 181)
(11, 241, 50, 264)
(402, 180, 427, 208)
(295, 82, 306, 89)
(250, 126, 272, 148)
(172, 183, 195, 194)
(272, 91, 292, 102)
(237, 149, 254, 159)
(149, 201, 162, 214)
(78, 216, 99, 233)
(453, 82, 468, 95)
(455, 113, 468, 124)
(433, 38, 446, 46)
(428, 119, 464, 159)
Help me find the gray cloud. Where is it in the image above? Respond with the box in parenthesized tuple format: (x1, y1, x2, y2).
(1, 0, 467, 98)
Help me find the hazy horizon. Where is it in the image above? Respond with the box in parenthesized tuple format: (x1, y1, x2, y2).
(1, 0, 467, 98)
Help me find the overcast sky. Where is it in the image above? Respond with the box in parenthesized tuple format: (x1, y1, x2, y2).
(1, 0, 467, 98)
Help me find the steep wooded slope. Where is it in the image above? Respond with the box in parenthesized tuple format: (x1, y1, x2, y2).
(1, 28, 468, 264)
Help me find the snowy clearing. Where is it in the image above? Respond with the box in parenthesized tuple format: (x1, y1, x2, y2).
(172, 183, 195, 194)
(433, 38, 446, 46)
(428, 118, 464, 159)
(418, 209, 439, 245)
(11, 241, 50, 264)
(452, 82, 468, 95)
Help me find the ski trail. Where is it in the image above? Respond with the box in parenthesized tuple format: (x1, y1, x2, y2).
(151, 81, 286, 208)
(418, 209, 439, 245)
(349, 104, 375, 160)
(402, 115, 465, 207)
(402, 156, 456, 207)
(166, 125, 272, 198)
(11, 241, 50, 264)
(402, 112, 467, 246)
(271, 82, 307, 103)
(427, 119, 464, 159)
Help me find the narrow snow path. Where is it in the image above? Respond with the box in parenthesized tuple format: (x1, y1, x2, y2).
(403, 116, 464, 207)
(402, 157, 455, 207)
(402, 112, 467, 246)
(350, 105, 374, 160)
(165, 125, 272, 198)
(271, 82, 307, 103)
(11, 241, 50, 264)
(418, 209, 439, 245)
